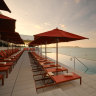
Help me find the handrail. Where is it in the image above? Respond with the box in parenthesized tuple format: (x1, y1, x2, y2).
(74, 57, 89, 72)
(42, 52, 89, 73)
(57, 53, 89, 73)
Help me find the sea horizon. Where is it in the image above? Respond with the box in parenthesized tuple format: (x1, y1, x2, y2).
(41, 47, 96, 74)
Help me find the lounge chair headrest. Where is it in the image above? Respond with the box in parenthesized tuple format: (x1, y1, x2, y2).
(48, 72, 54, 76)
(64, 73, 73, 76)
(0, 62, 6, 64)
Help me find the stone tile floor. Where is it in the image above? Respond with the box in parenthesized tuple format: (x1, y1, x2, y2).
(0, 51, 96, 96)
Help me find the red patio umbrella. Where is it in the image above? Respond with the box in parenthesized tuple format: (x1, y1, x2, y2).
(9, 32, 24, 50)
(1, 32, 24, 44)
(33, 28, 88, 67)
(0, 14, 16, 33)
(0, 14, 16, 43)
(0, 32, 24, 50)
(0, 0, 11, 13)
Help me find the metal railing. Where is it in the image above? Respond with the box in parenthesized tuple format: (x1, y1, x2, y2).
(39, 50, 89, 73)
(73, 56, 89, 72)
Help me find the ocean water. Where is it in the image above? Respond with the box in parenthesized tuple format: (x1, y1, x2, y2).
(42, 47, 96, 74)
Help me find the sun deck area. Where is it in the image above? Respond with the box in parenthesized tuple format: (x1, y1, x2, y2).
(0, 51, 96, 96)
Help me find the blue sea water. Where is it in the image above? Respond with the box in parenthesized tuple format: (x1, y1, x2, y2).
(42, 47, 96, 74)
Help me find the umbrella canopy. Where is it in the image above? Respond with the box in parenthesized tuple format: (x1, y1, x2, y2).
(34, 28, 88, 44)
(30, 28, 88, 45)
(31, 28, 88, 66)
(8, 32, 24, 44)
(0, 14, 16, 33)
(1, 32, 24, 44)
(10, 32, 24, 44)
(29, 40, 35, 47)
(0, 0, 11, 13)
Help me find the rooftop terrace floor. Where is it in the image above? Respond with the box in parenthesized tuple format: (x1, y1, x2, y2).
(0, 51, 96, 96)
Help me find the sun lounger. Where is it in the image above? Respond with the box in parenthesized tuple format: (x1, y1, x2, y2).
(36, 72, 81, 91)
(0, 66, 10, 78)
(42, 64, 60, 68)
(29, 51, 81, 92)
(45, 67, 68, 73)
(0, 74, 4, 85)
(50, 72, 81, 84)
(0, 62, 14, 72)
(0, 49, 23, 63)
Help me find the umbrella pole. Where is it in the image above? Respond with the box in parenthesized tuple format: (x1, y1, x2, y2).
(12, 43, 13, 52)
(56, 38, 59, 65)
(7, 42, 9, 50)
(0, 34, 1, 47)
(41, 45, 42, 56)
(45, 43, 47, 59)
(56, 38, 59, 75)
(20, 44, 21, 50)
(38, 45, 39, 55)
(56, 42, 58, 66)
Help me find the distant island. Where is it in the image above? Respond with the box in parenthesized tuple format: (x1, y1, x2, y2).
(60, 46, 80, 48)
(44, 46, 81, 48)
(20, 34, 34, 40)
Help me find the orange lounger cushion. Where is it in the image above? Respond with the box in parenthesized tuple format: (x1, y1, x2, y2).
(45, 67, 68, 73)
(43, 64, 60, 68)
(51, 72, 81, 84)
(0, 62, 13, 66)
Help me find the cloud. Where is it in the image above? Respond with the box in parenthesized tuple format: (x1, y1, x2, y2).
(64, 1, 68, 6)
(72, 6, 89, 20)
(74, 0, 80, 4)
(90, 14, 96, 23)
(44, 22, 51, 26)
(59, 24, 67, 29)
(34, 25, 43, 29)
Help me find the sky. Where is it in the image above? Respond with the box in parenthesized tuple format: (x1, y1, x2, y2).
(1, 0, 96, 47)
